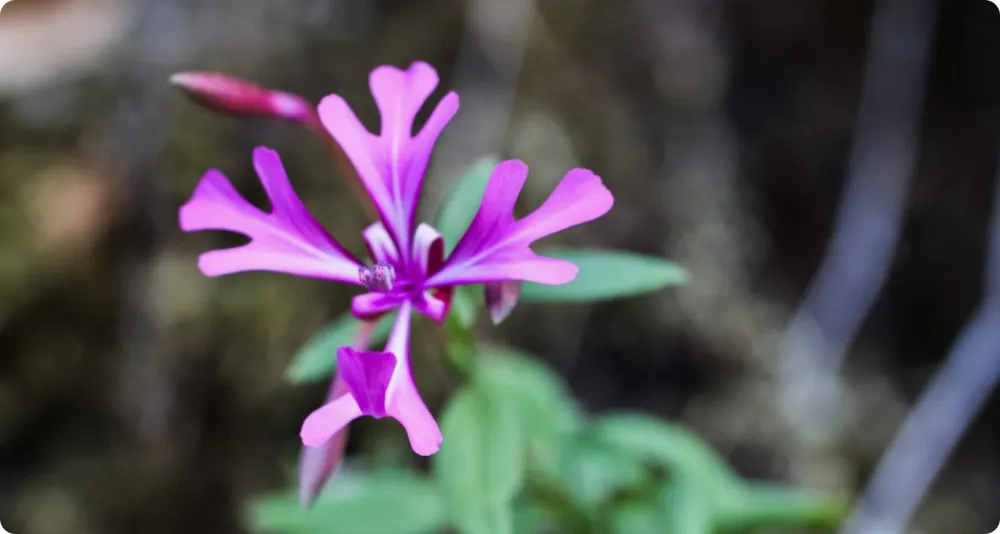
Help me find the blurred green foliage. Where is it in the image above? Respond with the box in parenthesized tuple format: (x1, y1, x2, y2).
(248, 157, 844, 534)
(252, 345, 845, 534)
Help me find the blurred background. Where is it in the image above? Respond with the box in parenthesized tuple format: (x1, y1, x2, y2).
(1, 0, 999, 532)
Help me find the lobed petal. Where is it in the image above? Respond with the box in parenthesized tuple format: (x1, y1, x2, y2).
(298, 319, 384, 508)
(514, 168, 617, 243)
(383, 302, 442, 455)
(426, 161, 613, 288)
(318, 62, 459, 264)
(180, 147, 363, 283)
(300, 394, 363, 448)
(299, 302, 441, 456)
(337, 347, 395, 418)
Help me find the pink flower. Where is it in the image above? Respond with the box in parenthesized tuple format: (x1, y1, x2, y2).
(179, 62, 614, 458)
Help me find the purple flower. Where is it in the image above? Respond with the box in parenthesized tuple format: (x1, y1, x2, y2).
(178, 62, 614, 457)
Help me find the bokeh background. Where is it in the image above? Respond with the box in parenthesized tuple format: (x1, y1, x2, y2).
(1, 0, 999, 532)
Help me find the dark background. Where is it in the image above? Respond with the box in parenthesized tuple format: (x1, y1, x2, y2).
(0, 0, 997, 532)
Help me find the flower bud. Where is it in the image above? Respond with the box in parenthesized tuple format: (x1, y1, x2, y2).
(169, 71, 316, 125)
(485, 280, 522, 325)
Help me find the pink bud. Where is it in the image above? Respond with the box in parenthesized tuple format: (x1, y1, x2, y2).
(485, 280, 522, 325)
(169, 72, 316, 125)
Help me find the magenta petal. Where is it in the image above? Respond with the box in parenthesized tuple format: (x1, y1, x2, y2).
(412, 223, 445, 278)
(318, 62, 459, 255)
(180, 147, 363, 283)
(337, 347, 395, 417)
(387, 372, 443, 456)
(301, 305, 440, 456)
(298, 320, 384, 508)
(484, 280, 523, 324)
(426, 161, 613, 287)
(363, 222, 401, 265)
(515, 168, 616, 243)
(411, 291, 448, 323)
(300, 394, 363, 447)
(352, 292, 406, 319)
(383, 302, 443, 455)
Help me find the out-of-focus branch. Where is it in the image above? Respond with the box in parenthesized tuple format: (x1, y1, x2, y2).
(838, 152, 1000, 534)
(777, 0, 937, 463)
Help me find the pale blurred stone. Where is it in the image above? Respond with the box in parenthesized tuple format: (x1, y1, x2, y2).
(0, 0, 129, 95)
(28, 162, 118, 259)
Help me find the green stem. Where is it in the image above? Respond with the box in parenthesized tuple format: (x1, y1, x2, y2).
(441, 313, 476, 380)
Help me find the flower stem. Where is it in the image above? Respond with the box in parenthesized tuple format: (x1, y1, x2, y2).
(441, 312, 476, 380)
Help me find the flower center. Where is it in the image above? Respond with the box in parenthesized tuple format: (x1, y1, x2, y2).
(358, 261, 396, 291)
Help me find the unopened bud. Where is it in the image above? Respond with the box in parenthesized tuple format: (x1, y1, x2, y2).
(170, 72, 316, 125)
(484, 280, 522, 324)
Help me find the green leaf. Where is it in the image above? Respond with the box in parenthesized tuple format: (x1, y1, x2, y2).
(592, 414, 740, 506)
(714, 484, 846, 531)
(556, 433, 648, 507)
(474, 346, 581, 435)
(285, 312, 396, 384)
(658, 481, 713, 534)
(608, 482, 712, 534)
(608, 500, 662, 534)
(434, 385, 526, 534)
(513, 504, 562, 534)
(249, 471, 447, 534)
(435, 156, 500, 254)
(473, 346, 582, 477)
(520, 250, 687, 303)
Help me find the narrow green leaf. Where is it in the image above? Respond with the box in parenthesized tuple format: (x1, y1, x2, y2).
(520, 250, 687, 303)
(592, 414, 740, 506)
(714, 484, 847, 531)
(285, 312, 396, 384)
(249, 472, 447, 534)
(434, 385, 526, 534)
(435, 156, 500, 254)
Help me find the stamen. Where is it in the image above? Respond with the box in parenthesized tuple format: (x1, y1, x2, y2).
(358, 261, 396, 291)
